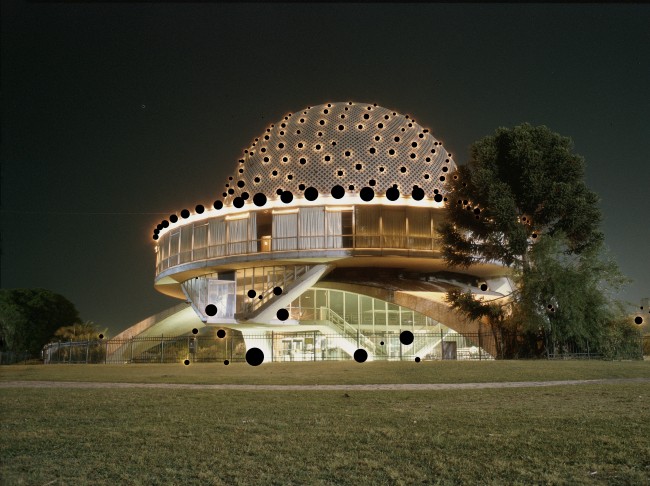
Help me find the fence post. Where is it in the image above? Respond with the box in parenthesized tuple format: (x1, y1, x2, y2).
(130, 338, 134, 363)
(270, 331, 274, 363)
(161, 335, 164, 363)
(478, 331, 482, 361)
(314, 331, 317, 362)
(105, 340, 108, 364)
(587, 341, 590, 360)
(440, 329, 444, 360)
(86, 342, 89, 364)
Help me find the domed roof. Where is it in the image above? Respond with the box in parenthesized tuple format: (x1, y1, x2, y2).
(219, 102, 456, 207)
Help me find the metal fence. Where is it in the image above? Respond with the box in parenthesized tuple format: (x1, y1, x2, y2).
(37, 333, 650, 364)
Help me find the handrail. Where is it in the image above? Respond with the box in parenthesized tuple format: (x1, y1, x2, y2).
(243, 265, 310, 315)
(320, 307, 376, 354)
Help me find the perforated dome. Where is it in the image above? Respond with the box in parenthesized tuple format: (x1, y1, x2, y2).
(219, 102, 456, 206)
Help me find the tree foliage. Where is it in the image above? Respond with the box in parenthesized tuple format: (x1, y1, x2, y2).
(0, 288, 81, 355)
(439, 124, 603, 270)
(439, 124, 630, 357)
(53, 321, 108, 342)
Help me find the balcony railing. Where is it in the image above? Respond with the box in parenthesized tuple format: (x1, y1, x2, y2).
(156, 234, 440, 276)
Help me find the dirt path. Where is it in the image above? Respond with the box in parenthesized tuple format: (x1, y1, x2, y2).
(1, 378, 649, 391)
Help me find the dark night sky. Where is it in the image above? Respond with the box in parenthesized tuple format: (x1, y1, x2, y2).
(2, 2, 649, 337)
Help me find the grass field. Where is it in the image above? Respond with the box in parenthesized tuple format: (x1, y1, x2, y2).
(1, 362, 649, 485)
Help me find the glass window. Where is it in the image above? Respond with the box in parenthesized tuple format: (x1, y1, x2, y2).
(355, 207, 380, 248)
(208, 219, 226, 257)
(193, 223, 208, 260)
(382, 208, 406, 248)
(227, 218, 248, 255)
(272, 213, 298, 251)
(344, 292, 359, 325)
(407, 208, 432, 250)
(299, 208, 325, 249)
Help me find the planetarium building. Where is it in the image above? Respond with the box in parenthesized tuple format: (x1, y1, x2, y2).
(110, 102, 512, 364)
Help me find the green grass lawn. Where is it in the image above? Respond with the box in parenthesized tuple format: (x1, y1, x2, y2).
(2, 360, 649, 385)
(2, 362, 649, 485)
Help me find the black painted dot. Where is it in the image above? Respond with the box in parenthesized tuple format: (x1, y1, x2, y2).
(273, 286, 283, 296)
(205, 304, 218, 316)
(369, 148, 376, 154)
(424, 174, 430, 180)
(98, 334, 104, 340)
(192, 328, 198, 335)
(246, 348, 264, 366)
(282, 157, 288, 163)
(319, 120, 325, 125)
(217, 329, 226, 338)
(253, 193, 267, 207)
(337, 170, 344, 177)
(277, 308, 289, 321)
(162, 220, 169, 228)
(242, 192, 249, 200)
(339, 125, 344, 130)
(157, 224, 163, 231)
(184, 359, 190, 366)
(415, 357, 421, 363)
(170, 214, 178, 223)
(272, 170, 278, 176)
(360, 187, 375, 201)
(480, 283, 488, 291)
(394, 136, 400, 142)
(264, 157, 270, 162)
(331, 185, 345, 199)
(349, 185, 355, 190)
(233, 197, 244, 208)
(386, 186, 400, 201)
(411, 186, 425, 201)
(278, 143, 284, 149)
(364, 114, 369, 119)
(356, 164, 362, 170)
(345, 151, 351, 157)
(281, 191, 293, 204)
(181, 209, 190, 219)
(248, 289, 257, 298)
(635, 316, 643, 325)
(389, 149, 395, 155)
(277, 189, 283, 195)
(316, 144, 322, 150)
(378, 123, 384, 129)
(224, 359, 229, 365)
(400, 167, 407, 173)
(354, 349, 368, 363)
(368, 179, 376, 186)
(153, 235, 159, 240)
(380, 341, 384, 346)
(228, 188, 234, 195)
(154, 229, 159, 235)
(400, 330, 414, 345)
(434, 194, 443, 203)
(410, 153, 416, 159)
(379, 167, 385, 172)
(304, 187, 318, 201)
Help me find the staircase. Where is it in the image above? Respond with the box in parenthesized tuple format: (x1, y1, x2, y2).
(242, 265, 310, 316)
(319, 307, 377, 357)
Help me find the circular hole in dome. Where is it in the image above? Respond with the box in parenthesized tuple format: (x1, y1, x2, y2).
(237, 181, 245, 188)
(425, 157, 431, 163)
(324, 155, 331, 162)
(378, 123, 384, 129)
(401, 128, 405, 132)
(287, 174, 293, 180)
(324, 109, 328, 114)
(315, 144, 322, 150)
(331, 185, 345, 199)
(394, 136, 400, 142)
(400, 167, 407, 173)
(356, 164, 362, 170)
(408, 123, 413, 127)
(442, 166, 448, 172)
(278, 143, 284, 149)
(228, 176, 233, 181)
(253, 193, 267, 206)
(337, 170, 344, 176)
(272, 170, 278, 176)
(424, 174, 430, 179)
(233, 197, 244, 208)
(297, 143, 303, 148)
(434, 194, 443, 202)
(327, 103, 331, 107)
(254, 177, 261, 183)
(156, 224, 163, 231)
(281, 123, 286, 127)
(162, 220, 169, 228)
(389, 149, 395, 155)
(222, 192, 227, 197)
(196, 204, 205, 213)
(384, 115, 389, 120)
(263, 157, 269, 162)
(340, 114, 346, 119)
(410, 153, 416, 159)
(304, 187, 318, 201)
(300, 119, 305, 123)
(386, 185, 400, 201)
(379, 167, 385, 172)
(281, 191, 293, 203)
(358, 125, 363, 129)
(298, 183, 305, 190)
(228, 188, 234, 195)
(277, 189, 284, 195)
(264, 135, 269, 140)
(238, 168, 244, 174)
(349, 184, 355, 190)
(412, 142, 418, 147)
(300, 158, 306, 165)
(369, 148, 376, 154)
(170, 214, 178, 223)
(319, 120, 325, 125)
(261, 147, 266, 152)
(363, 114, 369, 119)
(374, 136, 380, 141)
(368, 179, 376, 186)
(317, 132, 323, 137)
(282, 157, 288, 162)
(412, 186, 425, 200)
(181, 209, 190, 219)
(344, 107, 348, 111)
(419, 133, 424, 138)
(338, 125, 345, 130)
(440, 176, 446, 181)
(345, 151, 351, 157)
(296, 130, 301, 134)
(360, 187, 375, 202)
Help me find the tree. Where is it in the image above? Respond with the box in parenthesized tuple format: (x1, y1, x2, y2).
(52, 321, 108, 342)
(438, 124, 621, 357)
(0, 288, 81, 355)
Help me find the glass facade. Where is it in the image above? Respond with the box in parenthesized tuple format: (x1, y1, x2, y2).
(156, 205, 440, 274)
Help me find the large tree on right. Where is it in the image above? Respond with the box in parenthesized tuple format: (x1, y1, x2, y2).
(439, 124, 631, 358)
